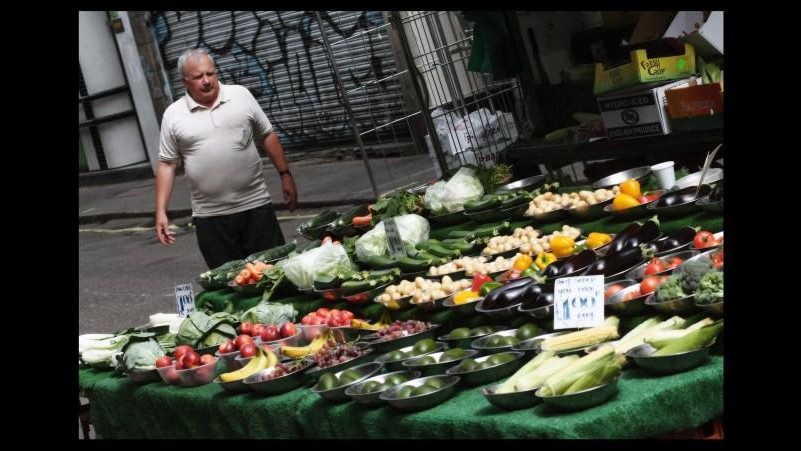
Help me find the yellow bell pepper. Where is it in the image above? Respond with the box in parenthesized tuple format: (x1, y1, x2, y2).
(513, 254, 534, 271)
(549, 236, 575, 258)
(586, 232, 612, 249)
(535, 252, 557, 270)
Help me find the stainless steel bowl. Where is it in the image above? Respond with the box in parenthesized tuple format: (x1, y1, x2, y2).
(379, 375, 460, 411)
(243, 359, 314, 395)
(604, 283, 654, 317)
(646, 185, 712, 218)
(674, 168, 723, 190)
(410, 294, 452, 312)
(624, 250, 699, 281)
(524, 207, 568, 224)
(481, 382, 542, 410)
(442, 295, 482, 316)
(644, 293, 701, 315)
(511, 331, 570, 354)
(564, 198, 614, 221)
(363, 323, 441, 354)
(373, 341, 448, 372)
(471, 329, 524, 354)
(603, 190, 666, 220)
(445, 351, 526, 386)
(495, 175, 547, 192)
(344, 370, 422, 407)
(213, 375, 251, 394)
(474, 297, 522, 321)
(311, 361, 383, 403)
(227, 280, 264, 297)
(374, 294, 415, 312)
(591, 166, 652, 190)
(696, 196, 724, 214)
(536, 377, 619, 411)
(401, 349, 479, 376)
(304, 346, 375, 385)
(625, 342, 714, 375)
(698, 300, 724, 316)
(437, 325, 507, 350)
(343, 282, 395, 305)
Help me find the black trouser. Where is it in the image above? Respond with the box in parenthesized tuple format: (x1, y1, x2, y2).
(193, 204, 285, 269)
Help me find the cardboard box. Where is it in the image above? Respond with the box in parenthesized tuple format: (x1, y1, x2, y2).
(665, 82, 723, 119)
(663, 11, 723, 59)
(597, 78, 695, 139)
(593, 42, 696, 94)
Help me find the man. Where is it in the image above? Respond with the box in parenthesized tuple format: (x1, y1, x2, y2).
(155, 48, 297, 269)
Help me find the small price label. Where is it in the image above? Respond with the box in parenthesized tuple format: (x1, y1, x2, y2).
(383, 217, 406, 258)
(175, 283, 196, 317)
(553, 275, 604, 329)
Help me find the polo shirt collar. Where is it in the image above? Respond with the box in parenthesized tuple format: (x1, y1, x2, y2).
(184, 82, 230, 110)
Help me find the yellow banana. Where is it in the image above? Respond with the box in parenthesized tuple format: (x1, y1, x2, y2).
(219, 346, 268, 382)
(264, 349, 278, 369)
(281, 333, 329, 358)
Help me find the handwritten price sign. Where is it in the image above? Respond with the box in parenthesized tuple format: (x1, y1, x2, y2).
(553, 275, 604, 329)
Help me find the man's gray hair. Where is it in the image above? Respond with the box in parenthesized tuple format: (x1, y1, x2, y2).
(177, 48, 214, 77)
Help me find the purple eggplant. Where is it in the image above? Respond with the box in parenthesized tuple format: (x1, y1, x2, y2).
(482, 277, 537, 309)
(557, 250, 597, 277)
(534, 291, 554, 308)
(653, 227, 696, 253)
(584, 246, 644, 277)
(623, 220, 660, 250)
(606, 223, 641, 256)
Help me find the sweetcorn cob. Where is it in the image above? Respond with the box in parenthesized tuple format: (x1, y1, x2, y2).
(540, 316, 620, 352)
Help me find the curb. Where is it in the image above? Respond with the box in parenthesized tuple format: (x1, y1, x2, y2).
(78, 199, 375, 225)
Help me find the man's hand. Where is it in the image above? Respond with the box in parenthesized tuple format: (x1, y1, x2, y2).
(282, 175, 298, 212)
(156, 211, 176, 245)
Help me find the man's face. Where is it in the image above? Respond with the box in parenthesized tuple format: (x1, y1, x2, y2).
(182, 55, 219, 107)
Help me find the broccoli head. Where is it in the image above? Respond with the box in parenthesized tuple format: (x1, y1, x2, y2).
(676, 256, 713, 293)
(656, 273, 688, 302)
(695, 270, 724, 304)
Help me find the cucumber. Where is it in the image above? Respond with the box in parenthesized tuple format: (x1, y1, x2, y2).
(473, 221, 511, 238)
(500, 195, 530, 209)
(332, 204, 369, 228)
(445, 230, 475, 240)
(415, 239, 441, 251)
(414, 251, 445, 267)
(340, 279, 380, 295)
(363, 255, 398, 270)
(426, 243, 461, 258)
(299, 210, 339, 232)
(464, 197, 502, 212)
(245, 241, 297, 263)
(439, 239, 474, 252)
(394, 256, 432, 272)
(313, 274, 345, 290)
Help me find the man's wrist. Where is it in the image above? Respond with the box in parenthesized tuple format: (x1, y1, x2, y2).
(278, 169, 292, 178)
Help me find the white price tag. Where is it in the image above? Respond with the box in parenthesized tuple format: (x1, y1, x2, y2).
(383, 217, 407, 258)
(175, 283, 196, 317)
(553, 275, 604, 329)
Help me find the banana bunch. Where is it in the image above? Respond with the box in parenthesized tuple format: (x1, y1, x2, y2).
(350, 310, 393, 331)
(281, 333, 330, 359)
(219, 346, 277, 382)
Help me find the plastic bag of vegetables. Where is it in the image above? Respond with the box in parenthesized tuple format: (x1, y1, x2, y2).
(355, 213, 430, 262)
(424, 167, 484, 214)
(282, 241, 355, 290)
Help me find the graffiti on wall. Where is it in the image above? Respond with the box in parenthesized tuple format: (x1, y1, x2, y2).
(148, 11, 407, 150)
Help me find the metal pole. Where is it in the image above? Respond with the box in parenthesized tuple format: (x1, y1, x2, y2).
(390, 11, 449, 176)
(314, 12, 380, 198)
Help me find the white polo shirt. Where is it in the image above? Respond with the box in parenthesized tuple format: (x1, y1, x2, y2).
(159, 82, 273, 217)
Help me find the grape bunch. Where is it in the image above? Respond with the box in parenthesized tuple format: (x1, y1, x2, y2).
(260, 360, 309, 381)
(312, 342, 367, 368)
(375, 320, 432, 340)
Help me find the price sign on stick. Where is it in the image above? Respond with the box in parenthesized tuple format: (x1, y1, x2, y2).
(175, 283, 196, 317)
(553, 276, 604, 329)
(384, 217, 407, 258)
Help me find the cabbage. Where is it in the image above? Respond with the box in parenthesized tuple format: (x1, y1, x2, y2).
(282, 242, 355, 289)
(355, 213, 430, 262)
(240, 302, 297, 326)
(176, 311, 237, 347)
(122, 339, 165, 372)
(424, 167, 484, 214)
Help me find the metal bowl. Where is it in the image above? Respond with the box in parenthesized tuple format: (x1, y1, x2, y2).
(373, 341, 448, 372)
(564, 198, 614, 221)
(374, 294, 415, 312)
(604, 283, 654, 317)
(603, 190, 666, 220)
(471, 329, 525, 354)
(646, 185, 711, 218)
(644, 293, 701, 315)
(313, 286, 344, 302)
(591, 166, 652, 190)
(213, 375, 251, 394)
(697, 300, 724, 316)
(215, 349, 244, 371)
(625, 342, 714, 375)
(402, 349, 479, 376)
(446, 351, 526, 386)
(536, 377, 619, 411)
(437, 325, 507, 350)
(343, 282, 394, 305)
(696, 196, 724, 214)
(379, 375, 460, 412)
(524, 207, 568, 224)
(227, 280, 265, 297)
(298, 324, 329, 342)
(624, 250, 700, 281)
(495, 175, 547, 192)
(465, 207, 509, 224)
(474, 297, 522, 321)
(243, 359, 314, 395)
(441, 295, 482, 316)
(511, 331, 570, 354)
(344, 370, 422, 407)
(427, 210, 469, 227)
(410, 294, 452, 312)
(311, 361, 383, 403)
(674, 168, 723, 190)
(363, 323, 441, 354)
(497, 202, 530, 221)
(481, 382, 542, 410)
(304, 346, 375, 385)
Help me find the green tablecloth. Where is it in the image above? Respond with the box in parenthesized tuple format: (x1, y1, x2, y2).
(80, 356, 723, 439)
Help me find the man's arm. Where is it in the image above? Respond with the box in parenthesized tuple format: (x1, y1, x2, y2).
(262, 132, 297, 211)
(155, 160, 178, 245)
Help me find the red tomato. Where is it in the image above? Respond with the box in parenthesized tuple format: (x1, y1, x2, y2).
(173, 345, 194, 361)
(644, 257, 667, 275)
(301, 315, 312, 325)
(308, 315, 323, 326)
(155, 356, 173, 368)
(280, 322, 297, 338)
(712, 250, 724, 270)
(252, 324, 266, 337)
(199, 354, 215, 365)
(640, 276, 663, 295)
(693, 231, 716, 249)
(604, 284, 624, 300)
(340, 310, 354, 321)
(316, 307, 331, 317)
(665, 257, 683, 269)
(623, 289, 641, 301)
(239, 342, 257, 358)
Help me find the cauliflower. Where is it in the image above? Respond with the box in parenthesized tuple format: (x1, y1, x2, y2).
(695, 270, 724, 304)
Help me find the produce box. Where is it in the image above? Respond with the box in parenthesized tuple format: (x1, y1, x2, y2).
(593, 41, 696, 95)
(597, 77, 696, 139)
